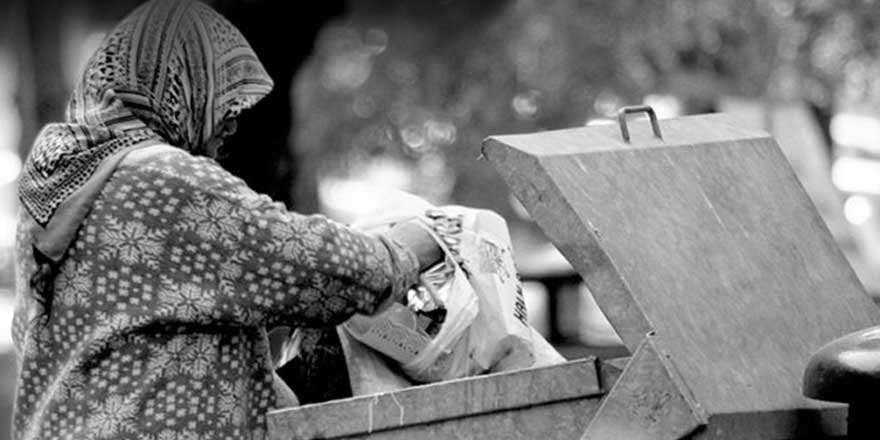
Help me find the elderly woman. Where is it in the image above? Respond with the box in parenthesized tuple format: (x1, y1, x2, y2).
(12, 1, 440, 439)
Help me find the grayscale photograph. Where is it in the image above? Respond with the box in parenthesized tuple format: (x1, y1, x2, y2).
(0, 0, 879, 438)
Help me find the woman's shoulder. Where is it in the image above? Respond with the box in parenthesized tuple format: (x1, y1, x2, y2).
(113, 145, 253, 198)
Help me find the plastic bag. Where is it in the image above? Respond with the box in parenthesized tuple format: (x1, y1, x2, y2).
(344, 203, 550, 383)
(425, 207, 536, 373)
(344, 214, 481, 382)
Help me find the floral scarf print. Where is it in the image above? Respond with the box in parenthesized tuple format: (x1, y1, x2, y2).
(12, 1, 421, 439)
(18, 0, 273, 230)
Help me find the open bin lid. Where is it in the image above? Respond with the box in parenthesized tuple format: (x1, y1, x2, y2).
(483, 107, 880, 437)
(268, 107, 880, 440)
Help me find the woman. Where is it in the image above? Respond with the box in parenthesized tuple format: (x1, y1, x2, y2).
(12, 1, 440, 439)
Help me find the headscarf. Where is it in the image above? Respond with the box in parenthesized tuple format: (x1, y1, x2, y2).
(18, 0, 274, 241)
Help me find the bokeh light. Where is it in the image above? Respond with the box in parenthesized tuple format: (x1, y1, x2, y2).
(831, 113, 880, 151)
(845, 195, 874, 225)
(832, 157, 880, 195)
(0, 151, 21, 187)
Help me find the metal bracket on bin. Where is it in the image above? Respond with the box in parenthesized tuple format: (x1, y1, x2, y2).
(617, 105, 663, 143)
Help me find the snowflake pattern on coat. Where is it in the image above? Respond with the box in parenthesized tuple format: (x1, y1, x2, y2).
(12, 150, 419, 439)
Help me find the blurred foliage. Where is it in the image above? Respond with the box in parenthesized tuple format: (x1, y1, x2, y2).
(295, 0, 782, 233)
(8, 0, 880, 245)
(779, 0, 880, 110)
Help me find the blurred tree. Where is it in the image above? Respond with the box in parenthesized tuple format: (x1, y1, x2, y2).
(14, 0, 879, 217)
(294, 0, 781, 248)
(780, 0, 880, 111)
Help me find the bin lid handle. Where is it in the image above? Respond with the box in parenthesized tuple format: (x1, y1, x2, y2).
(617, 105, 663, 143)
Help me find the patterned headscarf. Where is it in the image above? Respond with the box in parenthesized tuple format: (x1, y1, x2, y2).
(18, 0, 274, 227)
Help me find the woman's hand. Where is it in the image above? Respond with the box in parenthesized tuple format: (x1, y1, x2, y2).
(386, 219, 443, 272)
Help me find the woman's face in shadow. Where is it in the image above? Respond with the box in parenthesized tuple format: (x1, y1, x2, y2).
(205, 118, 238, 158)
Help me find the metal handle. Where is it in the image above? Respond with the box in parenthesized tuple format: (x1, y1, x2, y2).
(617, 105, 663, 143)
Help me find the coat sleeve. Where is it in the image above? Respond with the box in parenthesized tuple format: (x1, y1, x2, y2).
(142, 155, 420, 328)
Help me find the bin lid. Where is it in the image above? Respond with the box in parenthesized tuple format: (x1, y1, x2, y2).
(484, 109, 880, 415)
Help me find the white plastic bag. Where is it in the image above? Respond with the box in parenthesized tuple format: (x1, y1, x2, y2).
(426, 207, 536, 373)
(345, 213, 481, 382)
(341, 193, 564, 385)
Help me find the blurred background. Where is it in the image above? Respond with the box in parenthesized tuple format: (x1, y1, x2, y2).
(4, 0, 880, 436)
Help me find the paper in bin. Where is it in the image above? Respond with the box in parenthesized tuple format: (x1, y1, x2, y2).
(345, 303, 432, 364)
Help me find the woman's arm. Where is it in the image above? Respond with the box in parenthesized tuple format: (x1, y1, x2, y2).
(211, 188, 421, 328)
(137, 154, 431, 328)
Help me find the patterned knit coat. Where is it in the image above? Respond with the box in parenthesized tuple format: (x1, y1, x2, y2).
(12, 1, 419, 438)
(13, 147, 418, 440)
